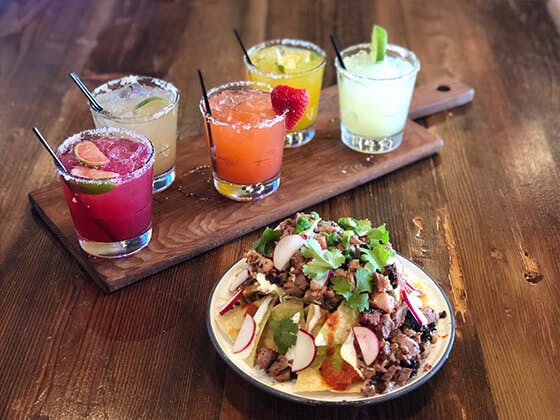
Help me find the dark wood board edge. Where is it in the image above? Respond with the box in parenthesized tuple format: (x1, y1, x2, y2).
(28, 127, 443, 293)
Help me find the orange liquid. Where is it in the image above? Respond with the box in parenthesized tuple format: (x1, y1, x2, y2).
(207, 88, 286, 185)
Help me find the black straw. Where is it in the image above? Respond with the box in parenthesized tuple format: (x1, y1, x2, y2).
(197, 69, 214, 148)
(69, 72, 104, 112)
(233, 29, 253, 66)
(32, 127, 68, 173)
(330, 35, 346, 70)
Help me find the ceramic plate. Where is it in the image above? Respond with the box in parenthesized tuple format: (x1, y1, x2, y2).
(206, 255, 455, 406)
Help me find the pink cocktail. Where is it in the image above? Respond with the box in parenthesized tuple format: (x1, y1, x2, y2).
(57, 128, 155, 258)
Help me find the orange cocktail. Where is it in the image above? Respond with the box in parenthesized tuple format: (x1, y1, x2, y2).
(200, 81, 286, 201)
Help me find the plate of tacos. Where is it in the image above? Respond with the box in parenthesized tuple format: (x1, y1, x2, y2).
(206, 212, 455, 405)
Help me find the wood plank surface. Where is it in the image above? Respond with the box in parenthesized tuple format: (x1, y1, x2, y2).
(28, 81, 459, 292)
(0, 1, 558, 419)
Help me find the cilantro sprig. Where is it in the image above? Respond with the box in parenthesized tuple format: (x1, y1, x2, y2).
(253, 227, 282, 257)
(268, 318, 298, 353)
(337, 217, 372, 235)
(293, 216, 312, 234)
(331, 268, 373, 311)
(301, 238, 345, 281)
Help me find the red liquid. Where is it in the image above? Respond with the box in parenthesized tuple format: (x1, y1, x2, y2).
(58, 137, 153, 242)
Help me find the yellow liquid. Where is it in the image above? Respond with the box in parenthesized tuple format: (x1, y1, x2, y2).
(247, 45, 325, 132)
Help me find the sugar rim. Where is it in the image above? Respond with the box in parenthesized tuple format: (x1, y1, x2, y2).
(334, 43, 420, 81)
(90, 75, 180, 123)
(56, 127, 155, 185)
(244, 38, 327, 79)
(198, 81, 287, 130)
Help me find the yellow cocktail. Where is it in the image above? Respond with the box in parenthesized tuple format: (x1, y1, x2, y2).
(244, 39, 325, 147)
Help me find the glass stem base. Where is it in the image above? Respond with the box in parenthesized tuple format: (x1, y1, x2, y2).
(285, 124, 315, 148)
(341, 124, 403, 154)
(212, 173, 280, 202)
(153, 166, 175, 193)
(77, 227, 152, 258)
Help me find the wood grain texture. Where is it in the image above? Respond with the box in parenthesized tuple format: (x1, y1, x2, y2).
(1, 0, 558, 419)
(27, 80, 468, 292)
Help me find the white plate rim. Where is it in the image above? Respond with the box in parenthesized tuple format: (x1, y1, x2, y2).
(206, 255, 456, 406)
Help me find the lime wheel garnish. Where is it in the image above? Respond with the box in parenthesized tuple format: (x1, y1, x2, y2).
(73, 141, 109, 167)
(370, 24, 388, 63)
(70, 167, 118, 194)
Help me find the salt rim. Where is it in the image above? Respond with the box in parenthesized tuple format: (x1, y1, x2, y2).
(334, 43, 420, 82)
(56, 127, 155, 186)
(244, 39, 327, 80)
(198, 81, 287, 130)
(90, 75, 180, 123)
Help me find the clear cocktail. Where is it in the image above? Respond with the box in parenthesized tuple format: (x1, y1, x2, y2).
(57, 128, 154, 258)
(90, 75, 179, 192)
(245, 39, 325, 147)
(335, 43, 420, 153)
(199, 81, 286, 201)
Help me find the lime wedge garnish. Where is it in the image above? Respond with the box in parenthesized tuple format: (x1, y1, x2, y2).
(370, 25, 387, 63)
(134, 96, 169, 117)
(73, 140, 109, 167)
(70, 167, 118, 194)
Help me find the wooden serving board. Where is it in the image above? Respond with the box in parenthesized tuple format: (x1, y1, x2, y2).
(29, 78, 474, 292)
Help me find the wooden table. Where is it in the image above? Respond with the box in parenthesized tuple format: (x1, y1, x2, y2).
(1, 1, 558, 418)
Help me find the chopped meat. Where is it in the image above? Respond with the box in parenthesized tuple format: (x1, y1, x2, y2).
(348, 259, 361, 271)
(256, 347, 278, 370)
(316, 235, 327, 249)
(246, 249, 275, 274)
(392, 303, 408, 328)
(289, 251, 306, 275)
(361, 380, 377, 397)
(374, 313, 395, 339)
(393, 332, 421, 363)
(360, 308, 382, 329)
(439, 310, 447, 319)
(393, 367, 413, 386)
(377, 380, 394, 394)
(374, 272, 392, 293)
(384, 263, 404, 289)
(350, 235, 365, 245)
(283, 274, 308, 297)
(317, 223, 339, 233)
(304, 286, 343, 311)
(267, 355, 292, 382)
(421, 307, 439, 325)
(370, 292, 396, 313)
(381, 365, 399, 382)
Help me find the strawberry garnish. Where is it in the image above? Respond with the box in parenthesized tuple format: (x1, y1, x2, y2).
(270, 85, 309, 130)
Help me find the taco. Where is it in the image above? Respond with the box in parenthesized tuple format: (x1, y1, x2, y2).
(215, 212, 444, 397)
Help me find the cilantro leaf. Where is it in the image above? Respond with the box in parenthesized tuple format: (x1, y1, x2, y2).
(331, 276, 353, 299)
(301, 238, 345, 280)
(341, 230, 353, 248)
(324, 232, 340, 247)
(360, 245, 389, 272)
(253, 227, 282, 257)
(332, 268, 373, 311)
(268, 318, 298, 353)
(367, 224, 390, 246)
(338, 217, 371, 235)
(294, 216, 312, 234)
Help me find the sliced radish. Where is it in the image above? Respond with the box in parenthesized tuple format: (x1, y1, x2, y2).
(292, 329, 317, 372)
(353, 326, 380, 366)
(253, 296, 273, 324)
(401, 288, 428, 326)
(311, 269, 332, 288)
(228, 269, 250, 293)
(273, 234, 306, 270)
(233, 314, 256, 353)
(340, 330, 363, 378)
(219, 289, 244, 316)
